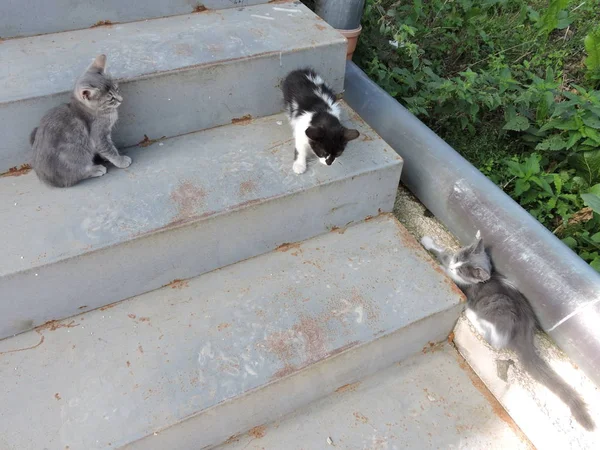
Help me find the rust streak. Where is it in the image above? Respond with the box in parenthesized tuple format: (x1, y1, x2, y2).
(54, 393, 61, 400)
(231, 114, 253, 125)
(335, 381, 360, 394)
(0, 335, 44, 355)
(90, 20, 113, 28)
(447, 331, 455, 345)
(276, 242, 302, 253)
(100, 302, 118, 311)
(192, 4, 208, 13)
(36, 320, 77, 332)
(167, 279, 189, 289)
(224, 434, 240, 444)
(1, 164, 32, 177)
(137, 134, 166, 147)
(248, 425, 266, 439)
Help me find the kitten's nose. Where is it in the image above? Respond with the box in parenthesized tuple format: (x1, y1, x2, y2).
(326, 158, 334, 166)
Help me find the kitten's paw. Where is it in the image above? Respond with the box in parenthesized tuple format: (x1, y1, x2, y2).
(293, 161, 307, 174)
(90, 165, 107, 178)
(114, 155, 132, 169)
(420, 236, 436, 250)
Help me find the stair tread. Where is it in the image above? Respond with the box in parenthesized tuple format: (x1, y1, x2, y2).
(1, 0, 270, 38)
(216, 344, 532, 450)
(0, 215, 463, 449)
(0, 102, 400, 277)
(0, 2, 342, 104)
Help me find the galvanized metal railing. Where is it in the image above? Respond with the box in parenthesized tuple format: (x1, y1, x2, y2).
(344, 61, 600, 386)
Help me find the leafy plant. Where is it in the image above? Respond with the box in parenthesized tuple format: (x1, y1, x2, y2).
(356, 0, 600, 271)
(584, 26, 600, 83)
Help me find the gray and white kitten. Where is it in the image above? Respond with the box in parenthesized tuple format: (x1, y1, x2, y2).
(421, 233, 595, 431)
(30, 54, 131, 187)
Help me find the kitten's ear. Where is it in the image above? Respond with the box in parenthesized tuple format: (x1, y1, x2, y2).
(344, 128, 360, 141)
(306, 126, 324, 141)
(79, 88, 98, 101)
(474, 267, 491, 281)
(473, 238, 485, 254)
(88, 54, 107, 73)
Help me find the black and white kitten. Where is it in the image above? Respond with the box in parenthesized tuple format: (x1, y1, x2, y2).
(31, 54, 130, 188)
(282, 68, 359, 174)
(421, 233, 595, 431)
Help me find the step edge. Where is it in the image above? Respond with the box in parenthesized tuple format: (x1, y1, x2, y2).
(124, 303, 463, 449)
(0, 158, 402, 280)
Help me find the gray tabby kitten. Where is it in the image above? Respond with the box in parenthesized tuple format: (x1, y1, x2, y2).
(30, 54, 131, 187)
(421, 233, 595, 431)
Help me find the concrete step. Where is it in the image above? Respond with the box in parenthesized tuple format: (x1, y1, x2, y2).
(0, 1, 346, 172)
(454, 314, 600, 449)
(1, 1, 271, 38)
(216, 344, 532, 450)
(0, 215, 464, 450)
(0, 102, 401, 339)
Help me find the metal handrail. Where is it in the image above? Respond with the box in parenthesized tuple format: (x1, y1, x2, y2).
(344, 61, 600, 385)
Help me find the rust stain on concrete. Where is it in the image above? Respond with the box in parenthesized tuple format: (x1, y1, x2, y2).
(335, 381, 361, 394)
(170, 181, 206, 222)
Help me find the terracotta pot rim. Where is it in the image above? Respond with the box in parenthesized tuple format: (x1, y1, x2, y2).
(337, 24, 363, 37)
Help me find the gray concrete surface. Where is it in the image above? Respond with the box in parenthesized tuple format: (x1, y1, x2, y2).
(393, 183, 459, 251)
(0, 103, 402, 339)
(217, 344, 532, 450)
(0, 2, 346, 172)
(454, 314, 600, 449)
(0, 1, 271, 38)
(0, 216, 464, 449)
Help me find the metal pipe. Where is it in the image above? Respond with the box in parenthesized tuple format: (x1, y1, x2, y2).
(344, 62, 600, 385)
(316, 0, 365, 30)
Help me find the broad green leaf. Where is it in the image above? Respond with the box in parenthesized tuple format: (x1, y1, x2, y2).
(531, 176, 554, 195)
(562, 236, 577, 249)
(553, 173, 563, 194)
(569, 150, 600, 185)
(515, 179, 530, 196)
(506, 160, 525, 177)
(589, 184, 600, 196)
(582, 193, 600, 214)
(536, 135, 568, 151)
(567, 132, 582, 149)
(592, 232, 600, 243)
(584, 27, 600, 75)
(591, 258, 600, 272)
(583, 127, 600, 144)
(539, 0, 567, 34)
(583, 114, 600, 129)
(524, 154, 540, 176)
(553, 117, 581, 131)
(503, 116, 529, 131)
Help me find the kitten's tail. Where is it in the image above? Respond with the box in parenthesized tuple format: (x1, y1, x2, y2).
(514, 340, 595, 430)
(29, 127, 38, 146)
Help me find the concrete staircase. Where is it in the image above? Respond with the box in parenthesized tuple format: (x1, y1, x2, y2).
(0, 2, 522, 449)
